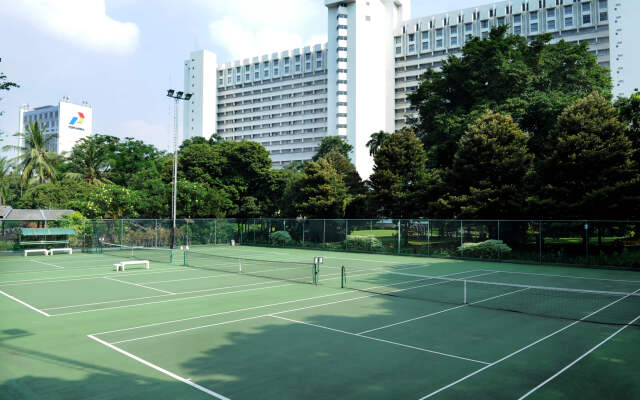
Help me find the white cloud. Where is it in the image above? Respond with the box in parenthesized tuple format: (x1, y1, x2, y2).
(206, 0, 327, 59)
(118, 120, 170, 151)
(7, 0, 139, 54)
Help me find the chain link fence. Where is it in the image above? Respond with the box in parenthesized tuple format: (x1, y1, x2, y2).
(1, 218, 638, 268)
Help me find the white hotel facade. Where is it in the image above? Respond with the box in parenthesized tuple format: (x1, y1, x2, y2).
(184, 0, 639, 178)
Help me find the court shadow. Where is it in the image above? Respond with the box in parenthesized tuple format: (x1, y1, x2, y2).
(0, 341, 211, 399)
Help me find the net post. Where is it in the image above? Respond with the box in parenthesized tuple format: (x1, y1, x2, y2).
(341, 265, 345, 288)
(182, 250, 186, 266)
(463, 280, 467, 304)
(239, 259, 242, 273)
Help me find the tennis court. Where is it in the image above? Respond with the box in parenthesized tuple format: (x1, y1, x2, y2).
(1, 245, 639, 399)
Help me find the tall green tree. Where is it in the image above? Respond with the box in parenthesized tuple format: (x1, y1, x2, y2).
(294, 158, 350, 218)
(409, 26, 611, 169)
(312, 136, 353, 161)
(369, 128, 429, 218)
(530, 92, 639, 219)
(615, 91, 640, 166)
(108, 137, 162, 186)
(4, 121, 58, 185)
(366, 130, 391, 156)
(65, 135, 114, 185)
(440, 111, 533, 218)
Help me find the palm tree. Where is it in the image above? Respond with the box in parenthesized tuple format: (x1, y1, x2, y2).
(64, 136, 113, 185)
(0, 157, 12, 205)
(3, 121, 58, 185)
(366, 130, 391, 156)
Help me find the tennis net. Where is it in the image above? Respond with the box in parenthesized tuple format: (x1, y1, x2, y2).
(100, 242, 174, 265)
(341, 266, 640, 326)
(184, 250, 318, 285)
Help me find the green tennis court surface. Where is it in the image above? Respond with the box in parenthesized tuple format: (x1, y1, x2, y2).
(1, 246, 638, 399)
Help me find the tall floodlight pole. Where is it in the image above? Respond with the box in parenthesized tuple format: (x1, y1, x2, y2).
(166, 89, 192, 249)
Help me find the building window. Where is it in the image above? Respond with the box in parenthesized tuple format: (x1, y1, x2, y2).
(565, 16, 573, 27)
(600, 11, 608, 21)
(408, 33, 415, 41)
(395, 46, 401, 54)
(547, 9, 555, 18)
(422, 41, 429, 50)
(395, 36, 401, 44)
(498, 17, 505, 26)
(465, 23, 472, 32)
(599, 0, 607, 9)
(219, 78, 223, 85)
(451, 36, 458, 46)
(548, 19, 556, 30)
(583, 14, 591, 24)
(436, 28, 443, 37)
(450, 26, 457, 35)
(408, 44, 415, 52)
(436, 39, 443, 48)
(530, 11, 538, 21)
(513, 14, 521, 24)
(236, 75, 241, 83)
(531, 22, 539, 32)
(564, 5, 572, 16)
(480, 20, 488, 29)
(582, 2, 591, 13)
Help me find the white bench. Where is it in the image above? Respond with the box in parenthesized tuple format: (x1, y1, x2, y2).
(113, 260, 150, 271)
(49, 248, 72, 255)
(24, 249, 49, 257)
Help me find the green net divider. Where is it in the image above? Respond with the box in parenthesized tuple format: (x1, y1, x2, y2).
(341, 266, 640, 327)
(99, 242, 174, 265)
(183, 249, 317, 285)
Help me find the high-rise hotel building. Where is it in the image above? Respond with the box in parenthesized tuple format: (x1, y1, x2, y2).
(184, 0, 639, 178)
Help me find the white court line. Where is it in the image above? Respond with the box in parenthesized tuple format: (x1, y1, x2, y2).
(54, 264, 467, 317)
(0, 263, 121, 276)
(0, 266, 193, 286)
(518, 312, 640, 399)
(102, 270, 484, 344)
(417, 288, 640, 399)
(0, 289, 50, 317)
(270, 315, 489, 365)
(357, 287, 530, 335)
(29, 258, 65, 269)
(87, 334, 229, 400)
(485, 269, 640, 284)
(105, 277, 175, 295)
(90, 265, 467, 336)
(43, 279, 285, 311)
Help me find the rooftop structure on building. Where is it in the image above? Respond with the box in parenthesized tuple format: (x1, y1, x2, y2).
(184, 0, 639, 178)
(18, 97, 93, 155)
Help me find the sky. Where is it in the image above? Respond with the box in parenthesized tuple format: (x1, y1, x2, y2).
(0, 0, 483, 153)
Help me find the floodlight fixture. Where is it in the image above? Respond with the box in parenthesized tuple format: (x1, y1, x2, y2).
(184, 93, 193, 101)
(167, 89, 175, 97)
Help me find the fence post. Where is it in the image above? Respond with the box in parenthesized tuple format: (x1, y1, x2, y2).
(302, 218, 305, 245)
(397, 220, 401, 255)
(323, 219, 326, 244)
(460, 220, 463, 257)
(345, 219, 348, 249)
(427, 220, 431, 257)
(538, 221, 542, 264)
(214, 219, 217, 245)
(585, 221, 589, 265)
(120, 219, 124, 246)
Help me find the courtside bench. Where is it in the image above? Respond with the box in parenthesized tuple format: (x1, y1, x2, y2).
(113, 260, 150, 271)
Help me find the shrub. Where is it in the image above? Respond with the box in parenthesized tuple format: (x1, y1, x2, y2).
(270, 230, 293, 246)
(456, 239, 511, 259)
(345, 235, 383, 251)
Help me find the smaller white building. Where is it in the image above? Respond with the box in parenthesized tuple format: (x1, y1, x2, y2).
(18, 97, 93, 154)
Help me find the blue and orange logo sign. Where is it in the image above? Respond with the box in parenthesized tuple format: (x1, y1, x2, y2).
(69, 112, 85, 125)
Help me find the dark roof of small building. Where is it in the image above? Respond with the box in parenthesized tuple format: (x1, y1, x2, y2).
(0, 206, 74, 221)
